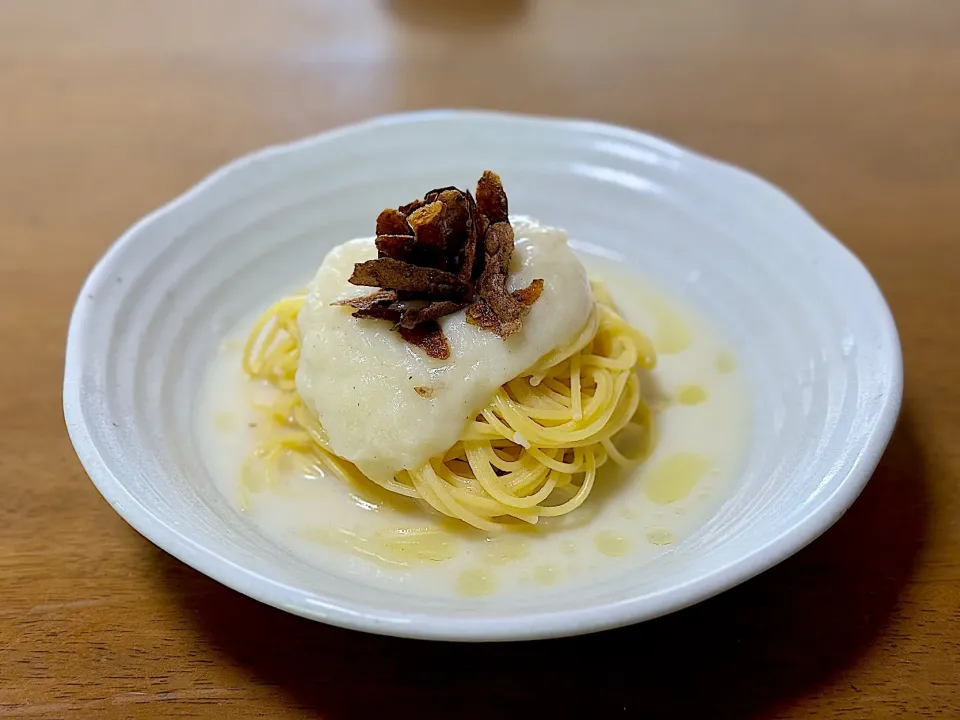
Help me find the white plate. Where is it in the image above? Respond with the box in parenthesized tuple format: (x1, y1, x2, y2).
(63, 111, 902, 641)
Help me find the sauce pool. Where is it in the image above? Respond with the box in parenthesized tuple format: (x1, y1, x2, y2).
(196, 249, 751, 598)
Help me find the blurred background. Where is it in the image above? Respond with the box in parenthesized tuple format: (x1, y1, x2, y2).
(3, 0, 955, 258)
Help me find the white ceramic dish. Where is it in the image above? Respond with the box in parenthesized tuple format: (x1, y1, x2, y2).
(63, 110, 902, 641)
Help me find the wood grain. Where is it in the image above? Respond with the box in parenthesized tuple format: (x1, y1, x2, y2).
(1, 1, 958, 718)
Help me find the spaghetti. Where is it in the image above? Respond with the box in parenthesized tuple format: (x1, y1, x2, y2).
(242, 283, 656, 531)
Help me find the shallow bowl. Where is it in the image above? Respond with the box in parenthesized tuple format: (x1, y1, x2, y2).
(64, 111, 902, 641)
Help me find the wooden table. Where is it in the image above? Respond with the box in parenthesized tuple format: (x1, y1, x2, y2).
(2, 2, 957, 717)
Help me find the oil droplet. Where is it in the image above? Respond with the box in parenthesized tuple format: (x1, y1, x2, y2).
(595, 531, 630, 557)
(533, 565, 558, 586)
(619, 505, 637, 520)
(716, 350, 737, 374)
(219, 339, 244, 353)
(238, 488, 252, 514)
(677, 385, 708, 406)
(456, 568, 496, 597)
(212, 411, 235, 432)
(649, 297, 692, 355)
(647, 528, 675, 546)
(484, 535, 530, 564)
(376, 527, 459, 563)
(643, 453, 713, 504)
(299, 526, 458, 568)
